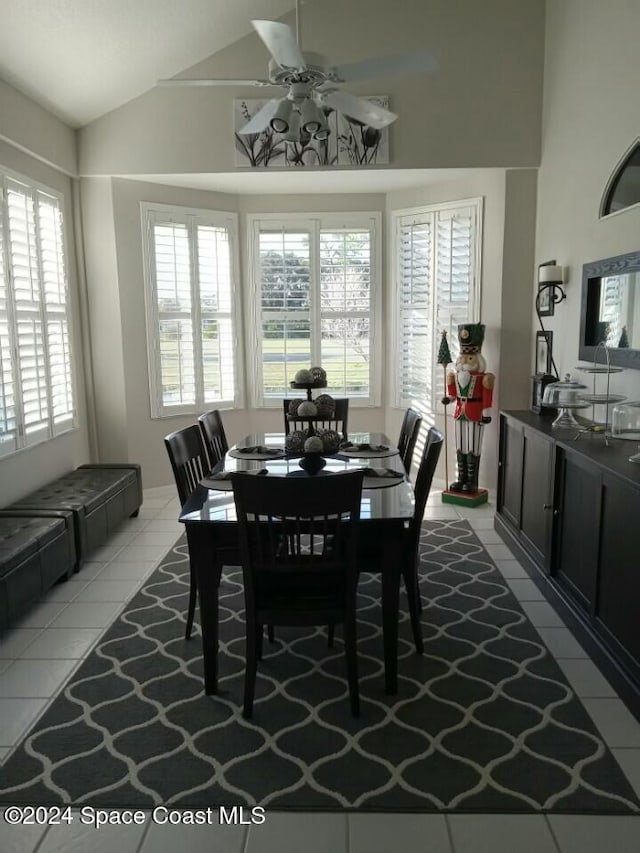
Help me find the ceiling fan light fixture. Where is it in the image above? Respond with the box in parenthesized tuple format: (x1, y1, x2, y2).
(269, 97, 293, 133)
(300, 98, 323, 134)
(313, 118, 330, 141)
(282, 107, 302, 142)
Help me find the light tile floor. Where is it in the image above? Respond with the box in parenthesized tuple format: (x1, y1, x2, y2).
(1, 484, 639, 852)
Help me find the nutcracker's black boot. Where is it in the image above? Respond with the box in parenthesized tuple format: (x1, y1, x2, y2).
(449, 451, 467, 491)
(462, 453, 481, 492)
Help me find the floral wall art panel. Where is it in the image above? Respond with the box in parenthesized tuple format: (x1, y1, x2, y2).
(234, 97, 390, 168)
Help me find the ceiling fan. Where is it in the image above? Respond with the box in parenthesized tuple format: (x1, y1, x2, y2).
(158, 0, 437, 142)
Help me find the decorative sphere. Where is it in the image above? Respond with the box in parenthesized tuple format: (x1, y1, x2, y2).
(315, 393, 335, 417)
(285, 430, 305, 453)
(288, 398, 304, 416)
(318, 429, 341, 453)
(304, 436, 324, 453)
(294, 368, 313, 384)
(310, 366, 327, 384)
(297, 400, 317, 416)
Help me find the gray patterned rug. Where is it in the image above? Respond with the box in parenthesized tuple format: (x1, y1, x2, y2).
(1, 520, 638, 813)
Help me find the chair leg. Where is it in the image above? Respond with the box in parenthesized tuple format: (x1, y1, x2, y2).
(343, 614, 360, 717)
(327, 623, 335, 648)
(403, 566, 424, 654)
(185, 556, 197, 640)
(243, 620, 259, 719)
(257, 625, 264, 661)
(267, 624, 275, 643)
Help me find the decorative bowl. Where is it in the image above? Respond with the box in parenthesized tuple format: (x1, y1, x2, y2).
(299, 453, 326, 475)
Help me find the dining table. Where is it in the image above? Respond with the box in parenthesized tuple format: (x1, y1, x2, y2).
(179, 431, 415, 696)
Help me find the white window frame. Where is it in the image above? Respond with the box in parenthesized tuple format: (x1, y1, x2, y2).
(141, 202, 243, 419)
(247, 211, 382, 408)
(0, 167, 76, 460)
(391, 197, 483, 412)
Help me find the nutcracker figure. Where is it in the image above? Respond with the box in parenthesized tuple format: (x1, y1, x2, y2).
(446, 323, 494, 494)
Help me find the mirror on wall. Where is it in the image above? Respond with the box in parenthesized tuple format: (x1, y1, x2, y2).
(600, 138, 640, 217)
(579, 251, 640, 369)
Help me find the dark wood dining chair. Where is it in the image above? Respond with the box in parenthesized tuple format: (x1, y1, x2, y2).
(231, 469, 364, 719)
(164, 424, 239, 641)
(398, 407, 423, 475)
(359, 427, 443, 654)
(198, 409, 229, 470)
(283, 397, 349, 439)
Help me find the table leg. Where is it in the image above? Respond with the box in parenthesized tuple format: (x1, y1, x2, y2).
(187, 524, 223, 695)
(381, 530, 401, 694)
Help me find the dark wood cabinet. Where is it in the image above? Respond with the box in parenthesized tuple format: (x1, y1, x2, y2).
(521, 429, 554, 571)
(553, 449, 601, 611)
(496, 411, 640, 720)
(497, 415, 554, 570)
(498, 416, 523, 529)
(597, 476, 640, 666)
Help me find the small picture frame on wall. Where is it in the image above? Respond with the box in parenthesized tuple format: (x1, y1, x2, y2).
(536, 330, 553, 376)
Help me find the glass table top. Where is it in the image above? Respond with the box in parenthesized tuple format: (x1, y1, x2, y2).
(180, 432, 414, 523)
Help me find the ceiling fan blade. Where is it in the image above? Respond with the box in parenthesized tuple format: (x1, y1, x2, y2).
(238, 98, 282, 135)
(158, 78, 273, 87)
(331, 50, 438, 83)
(320, 90, 398, 129)
(252, 20, 305, 70)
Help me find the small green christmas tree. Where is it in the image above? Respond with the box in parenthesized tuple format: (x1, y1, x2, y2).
(619, 326, 629, 348)
(437, 330, 452, 366)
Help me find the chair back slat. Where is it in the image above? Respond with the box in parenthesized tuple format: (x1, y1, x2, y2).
(164, 424, 209, 505)
(408, 427, 444, 550)
(198, 410, 229, 469)
(398, 408, 423, 475)
(283, 398, 349, 439)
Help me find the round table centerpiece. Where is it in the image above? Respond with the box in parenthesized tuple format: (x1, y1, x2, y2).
(298, 453, 326, 475)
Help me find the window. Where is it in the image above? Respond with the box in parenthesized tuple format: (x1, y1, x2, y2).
(0, 171, 74, 458)
(142, 204, 241, 417)
(393, 198, 482, 411)
(249, 213, 380, 407)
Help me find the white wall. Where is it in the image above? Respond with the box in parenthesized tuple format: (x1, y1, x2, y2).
(535, 0, 640, 402)
(0, 135, 91, 505)
(78, 0, 544, 177)
(0, 79, 77, 177)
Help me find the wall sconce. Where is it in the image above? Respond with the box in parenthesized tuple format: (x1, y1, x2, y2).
(534, 260, 566, 380)
(536, 260, 566, 318)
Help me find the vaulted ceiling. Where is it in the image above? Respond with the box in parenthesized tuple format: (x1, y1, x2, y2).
(0, 0, 294, 127)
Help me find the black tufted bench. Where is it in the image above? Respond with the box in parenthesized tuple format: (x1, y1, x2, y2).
(8, 464, 142, 569)
(0, 515, 75, 630)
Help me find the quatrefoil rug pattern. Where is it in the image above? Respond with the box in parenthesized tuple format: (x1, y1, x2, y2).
(1, 520, 638, 813)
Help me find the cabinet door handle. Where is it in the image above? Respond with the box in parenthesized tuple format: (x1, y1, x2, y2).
(553, 509, 559, 517)
(543, 503, 552, 510)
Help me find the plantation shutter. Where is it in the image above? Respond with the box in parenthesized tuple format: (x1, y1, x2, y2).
(252, 214, 379, 406)
(38, 191, 74, 432)
(198, 225, 235, 404)
(145, 207, 239, 417)
(0, 194, 18, 454)
(6, 180, 49, 444)
(434, 206, 475, 400)
(395, 199, 481, 411)
(257, 228, 312, 400)
(319, 228, 372, 397)
(397, 217, 433, 405)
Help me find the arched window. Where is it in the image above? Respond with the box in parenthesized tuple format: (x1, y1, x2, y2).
(600, 138, 640, 217)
